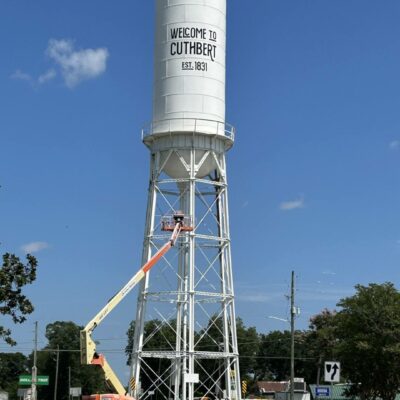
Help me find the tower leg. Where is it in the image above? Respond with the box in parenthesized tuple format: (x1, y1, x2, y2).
(130, 145, 241, 400)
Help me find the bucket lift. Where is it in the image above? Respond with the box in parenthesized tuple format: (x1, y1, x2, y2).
(80, 212, 192, 398)
(161, 210, 193, 232)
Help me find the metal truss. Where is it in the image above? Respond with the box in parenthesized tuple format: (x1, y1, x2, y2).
(129, 134, 241, 400)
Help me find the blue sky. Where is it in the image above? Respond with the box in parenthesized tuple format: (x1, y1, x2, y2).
(1, 0, 400, 381)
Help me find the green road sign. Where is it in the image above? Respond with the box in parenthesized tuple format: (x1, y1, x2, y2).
(19, 375, 49, 385)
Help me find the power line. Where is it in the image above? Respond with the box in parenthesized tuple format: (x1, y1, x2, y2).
(0, 347, 316, 360)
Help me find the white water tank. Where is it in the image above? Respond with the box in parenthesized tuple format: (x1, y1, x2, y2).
(153, 0, 226, 129)
(145, 0, 232, 179)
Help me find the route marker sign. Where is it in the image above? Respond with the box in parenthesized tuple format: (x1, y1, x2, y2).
(324, 361, 340, 382)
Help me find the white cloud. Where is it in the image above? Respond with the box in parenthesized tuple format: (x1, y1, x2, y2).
(38, 69, 56, 84)
(10, 69, 33, 83)
(322, 270, 336, 276)
(279, 196, 305, 211)
(11, 39, 108, 88)
(11, 68, 56, 86)
(21, 241, 49, 253)
(47, 39, 109, 88)
(389, 140, 400, 150)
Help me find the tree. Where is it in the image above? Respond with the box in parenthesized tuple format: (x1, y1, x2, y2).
(0, 352, 30, 399)
(0, 253, 37, 345)
(236, 318, 260, 379)
(34, 321, 108, 400)
(335, 283, 400, 400)
(306, 309, 337, 384)
(255, 329, 314, 384)
(256, 330, 291, 380)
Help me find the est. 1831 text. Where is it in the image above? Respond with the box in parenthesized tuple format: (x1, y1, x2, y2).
(182, 61, 208, 72)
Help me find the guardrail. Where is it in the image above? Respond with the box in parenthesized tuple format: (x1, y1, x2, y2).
(141, 118, 235, 142)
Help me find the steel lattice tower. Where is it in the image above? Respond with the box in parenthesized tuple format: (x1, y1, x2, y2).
(129, 1, 241, 400)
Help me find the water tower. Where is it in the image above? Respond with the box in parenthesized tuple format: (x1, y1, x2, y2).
(129, 1, 241, 399)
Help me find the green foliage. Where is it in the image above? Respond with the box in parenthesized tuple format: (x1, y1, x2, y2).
(305, 309, 337, 384)
(335, 283, 400, 400)
(0, 352, 30, 399)
(236, 318, 260, 378)
(255, 330, 313, 381)
(34, 321, 108, 400)
(0, 253, 37, 345)
(256, 330, 291, 380)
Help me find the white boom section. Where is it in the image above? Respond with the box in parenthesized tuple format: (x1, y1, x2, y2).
(80, 222, 182, 395)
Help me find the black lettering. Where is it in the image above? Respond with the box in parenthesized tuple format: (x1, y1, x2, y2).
(176, 42, 183, 55)
(208, 44, 216, 62)
(171, 28, 179, 39)
(197, 42, 203, 55)
(171, 39, 216, 62)
(184, 41, 190, 54)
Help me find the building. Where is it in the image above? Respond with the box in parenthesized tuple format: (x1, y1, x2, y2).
(257, 382, 287, 399)
(257, 379, 310, 400)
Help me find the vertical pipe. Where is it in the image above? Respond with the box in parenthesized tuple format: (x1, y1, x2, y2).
(182, 182, 190, 400)
(174, 182, 189, 398)
(187, 148, 196, 400)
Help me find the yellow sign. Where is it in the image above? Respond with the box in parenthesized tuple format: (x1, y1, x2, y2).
(242, 380, 247, 395)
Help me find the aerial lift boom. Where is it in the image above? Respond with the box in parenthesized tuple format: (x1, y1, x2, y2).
(80, 213, 191, 395)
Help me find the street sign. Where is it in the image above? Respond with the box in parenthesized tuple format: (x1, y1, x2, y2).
(23, 389, 31, 400)
(316, 387, 330, 397)
(19, 375, 49, 385)
(70, 388, 82, 397)
(324, 361, 340, 383)
(184, 373, 199, 384)
(17, 389, 30, 398)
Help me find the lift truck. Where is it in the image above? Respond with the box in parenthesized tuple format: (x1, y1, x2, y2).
(80, 212, 192, 399)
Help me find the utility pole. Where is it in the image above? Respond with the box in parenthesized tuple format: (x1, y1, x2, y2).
(31, 321, 38, 400)
(290, 271, 295, 400)
(54, 345, 60, 400)
(68, 366, 71, 400)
